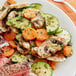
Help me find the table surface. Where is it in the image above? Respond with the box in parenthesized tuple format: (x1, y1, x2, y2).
(48, 0, 76, 25)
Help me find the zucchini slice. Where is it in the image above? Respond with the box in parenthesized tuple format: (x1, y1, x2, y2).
(31, 61, 53, 76)
(56, 27, 63, 33)
(44, 13, 59, 34)
(6, 17, 31, 30)
(30, 3, 42, 10)
(10, 51, 27, 63)
(56, 28, 71, 45)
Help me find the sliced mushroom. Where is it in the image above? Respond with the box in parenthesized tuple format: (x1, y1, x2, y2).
(26, 55, 35, 63)
(0, 21, 7, 33)
(38, 46, 52, 58)
(0, 3, 29, 20)
(33, 38, 63, 58)
(50, 35, 67, 46)
(47, 56, 66, 62)
(9, 3, 29, 9)
(31, 47, 38, 54)
(18, 39, 30, 50)
(29, 41, 36, 47)
(16, 34, 31, 50)
(40, 39, 62, 53)
(9, 27, 19, 34)
(31, 12, 44, 29)
(0, 8, 9, 20)
(22, 42, 30, 50)
(31, 47, 39, 55)
(17, 44, 29, 55)
(3, 0, 11, 8)
(7, 11, 18, 20)
(3, 0, 28, 9)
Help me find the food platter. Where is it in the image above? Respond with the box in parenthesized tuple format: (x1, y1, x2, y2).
(0, 0, 76, 76)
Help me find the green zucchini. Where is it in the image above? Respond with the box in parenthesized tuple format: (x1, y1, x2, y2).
(10, 52, 27, 63)
(31, 61, 53, 76)
(56, 27, 63, 33)
(6, 17, 31, 30)
(16, 33, 22, 41)
(56, 28, 71, 44)
(44, 13, 59, 34)
(30, 3, 42, 10)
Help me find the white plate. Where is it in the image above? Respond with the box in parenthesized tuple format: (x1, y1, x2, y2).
(1, 0, 76, 76)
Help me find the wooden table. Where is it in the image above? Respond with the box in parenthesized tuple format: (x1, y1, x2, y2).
(48, 0, 76, 25)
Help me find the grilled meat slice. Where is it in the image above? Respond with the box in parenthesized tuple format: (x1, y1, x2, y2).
(0, 57, 11, 67)
(0, 62, 31, 76)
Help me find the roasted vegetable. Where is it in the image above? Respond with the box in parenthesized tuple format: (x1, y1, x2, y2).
(6, 17, 31, 30)
(43, 13, 59, 34)
(23, 8, 36, 19)
(23, 27, 36, 40)
(35, 40, 43, 47)
(56, 28, 71, 45)
(8, 41, 17, 48)
(31, 12, 44, 29)
(31, 61, 53, 76)
(4, 29, 16, 41)
(36, 29, 49, 41)
(63, 46, 72, 56)
(2, 46, 14, 57)
(10, 51, 27, 63)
